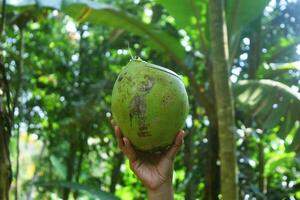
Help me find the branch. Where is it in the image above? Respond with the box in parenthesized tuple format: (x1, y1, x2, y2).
(12, 27, 24, 122)
(13, 27, 25, 200)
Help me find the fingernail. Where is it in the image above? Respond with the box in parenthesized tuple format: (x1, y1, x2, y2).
(123, 138, 128, 146)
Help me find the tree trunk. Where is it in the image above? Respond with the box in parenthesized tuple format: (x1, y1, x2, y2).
(63, 141, 76, 200)
(0, 115, 11, 200)
(0, 64, 12, 200)
(208, 0, 238, 199)
(205, 56, 221, 200)
(205, 123, 220, 200)
(0, 1, 12, 198)
(109, 152, 124, 194)
(0, 2, 12, 192)
(258, 138, 266, 200)
(73, 135, 86, 199)
(184, 132, 195, 200)
(13, 26, 25, 200)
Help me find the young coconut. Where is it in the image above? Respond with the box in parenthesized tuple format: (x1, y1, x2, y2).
(111, 58, 189, 152)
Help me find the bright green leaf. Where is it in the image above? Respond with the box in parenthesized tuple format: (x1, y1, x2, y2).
(234, 79, 300, 153)
(226, 0, 270, 34)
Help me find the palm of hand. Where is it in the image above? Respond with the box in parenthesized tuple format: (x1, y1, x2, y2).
(130, 154, 173, 190)
(111, 120, 184, 191)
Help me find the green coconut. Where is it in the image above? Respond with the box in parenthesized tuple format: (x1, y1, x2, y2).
(111, 58, 189, 152)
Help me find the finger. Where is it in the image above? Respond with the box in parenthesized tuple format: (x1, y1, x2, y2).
(183, 130, 188, 138)
(114, 126, 125, 148)
(165, 130, 184, 160)
(111, 119, 116, 127)
(122, 137, 137, 163)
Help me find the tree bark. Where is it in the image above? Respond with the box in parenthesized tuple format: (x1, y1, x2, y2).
(0, 63, 12, 200)
(109, 152, 124, 194)
(0, 0, 12, 192)
(0, 112, 11, 200)
(205, 123, 220, 200)
(63, 141, 76, 200)
(258, 138, 266, 200)
(208, 0, 238, 200)
(73, 134, 87, 199)
(205, 56, 221, 200)
(184, 132, 195, 200)
(14, 26, 25, 200)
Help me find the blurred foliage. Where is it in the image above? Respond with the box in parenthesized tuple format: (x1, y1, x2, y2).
(1, 0, 300, 199)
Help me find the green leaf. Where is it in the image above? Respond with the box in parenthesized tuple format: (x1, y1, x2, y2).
(154, 0, 208, 50)
(259, 61, 300, 79)
(274, 61, 300, 71)
(265, 152, 295, 176)
(177, 166, 199, 192)
(262, 36, 300, 64)
(226, 0, 270, 34)
(277, 110, 294, 139)
(234, 80, 300, 152)
(296, 152, 300, 165)
(34, 180, 119, 200)
(262, 97, 289, 129)
(63, 1, 184, 60)
(5, 0, 185, 61)
(154, 0, 203, 29)
(287, 123, 300, 152)
(50, 156, 66, 179)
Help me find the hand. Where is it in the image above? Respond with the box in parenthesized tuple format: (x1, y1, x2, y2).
(111, 120, 184, 199)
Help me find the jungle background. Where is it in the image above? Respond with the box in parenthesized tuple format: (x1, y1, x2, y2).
(0, 0, 300, 199)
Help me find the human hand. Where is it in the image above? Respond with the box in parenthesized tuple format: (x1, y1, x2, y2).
(111, 120, 184, 199)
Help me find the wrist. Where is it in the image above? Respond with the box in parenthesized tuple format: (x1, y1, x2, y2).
(147, 179, 174, 200)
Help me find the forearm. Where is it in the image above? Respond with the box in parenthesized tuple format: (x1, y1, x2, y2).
(147, 180, 174, 200)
